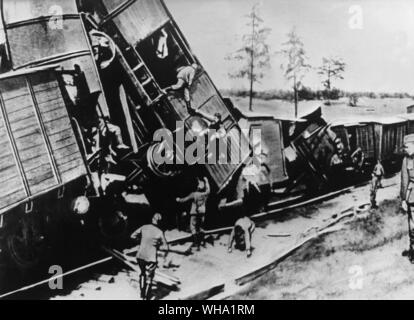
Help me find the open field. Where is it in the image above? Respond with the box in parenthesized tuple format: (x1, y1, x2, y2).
(229, 97, 414, 123)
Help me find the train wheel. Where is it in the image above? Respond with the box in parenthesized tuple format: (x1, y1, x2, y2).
(6, 216, 44, 270)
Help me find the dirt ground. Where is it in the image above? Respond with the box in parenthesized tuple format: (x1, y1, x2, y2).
(228, 185, 414, 300)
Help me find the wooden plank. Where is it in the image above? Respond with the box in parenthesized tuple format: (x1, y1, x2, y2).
(12, 126, 40, 140)
(37, 99, 65, 113)
(8, 110, 35, 125)
(14, 135, 45, 153)
(43, 117, 72, 135)
(50, 137, 79, 155)
(0, 133, 12, 146)
(0, 166, 21, 183)
(49, 128, 73, 143)
(52, 143, 80, 160)
(58, 157, 85, 174)
(3, 99, 32, 115)
(60, 165, 87, 183)
(29, 176, 57, 195)
(25, 165, 56, 192)
(21, 154, 52, 173)
(0, 153, 16, 169)
(17, 143, 48, 161)
(40, 106, 67, 123)
(9, 115, 39, 133)
(0, 188, 26, 210)
(55, 152, 83, 165)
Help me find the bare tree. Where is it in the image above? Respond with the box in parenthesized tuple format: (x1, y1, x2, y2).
(226, 3, 271, 111)
(318, 57, 346, 102)
(279, 28, 311, 117)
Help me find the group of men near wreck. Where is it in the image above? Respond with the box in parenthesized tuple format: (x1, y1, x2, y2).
(127, 175, 257, 300)
(88, 29, 414, 296)
(128, 132, 414, 300)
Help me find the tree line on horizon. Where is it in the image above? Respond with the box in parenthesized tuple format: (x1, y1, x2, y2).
(225, 4, 412, 113)
(220, 88, 414, 103)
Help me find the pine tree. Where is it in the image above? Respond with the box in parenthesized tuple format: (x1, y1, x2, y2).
(279, 28, 311, 118)
(226, 4, 271, 111)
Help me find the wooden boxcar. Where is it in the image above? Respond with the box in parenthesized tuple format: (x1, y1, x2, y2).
(0, 66, 89, 269)
(331, 121, 376, 162)
(1, 0, 110, 118)
(238, 112, 289, 188)
(398, 113, 414, 135)
(76, 0, 251, 192)
(373, 117, 406, 162)
(289, 107, 342, 190)
(331, 117, 406, 167)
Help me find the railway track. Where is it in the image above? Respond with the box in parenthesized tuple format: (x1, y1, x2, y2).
(0, 177, 396, 300)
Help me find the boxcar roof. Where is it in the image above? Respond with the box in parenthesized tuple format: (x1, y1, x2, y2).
(398, 113, 414, 121)
(240, 110, 306, 123)
(0, 65, 59, 81)
(332, 116, 406, 127)
(369, 116, 407, 125)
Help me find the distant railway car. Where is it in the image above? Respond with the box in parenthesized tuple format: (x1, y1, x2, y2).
(238, 112, 289, 188)
(0, 66, 89, 269)
(332, 121, 376, 163)
(373, 117, 406, 163)
(398, 113, 414, 134)
(407, 105, 414, 114)
(77, 0, 251, 192)
(332, 117, 406, 168)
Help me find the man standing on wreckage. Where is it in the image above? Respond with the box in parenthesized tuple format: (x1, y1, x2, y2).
(400, 134, 414, 263)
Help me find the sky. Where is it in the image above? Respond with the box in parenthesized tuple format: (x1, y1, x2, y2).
(165, 0, 414, 94)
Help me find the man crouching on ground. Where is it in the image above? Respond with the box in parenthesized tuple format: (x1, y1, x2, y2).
(228, 215, 256, 258)
(130, 213, 169, 300)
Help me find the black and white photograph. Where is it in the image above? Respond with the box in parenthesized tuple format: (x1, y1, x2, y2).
(0, 0, 413, 302)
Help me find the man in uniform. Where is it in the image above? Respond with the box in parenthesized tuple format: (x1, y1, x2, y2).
(176, 177, 210, 251)
(164, 63, 199, 112)
(130, 213, 169, 300)
(401, 134, 414, 263)
(228, 215, 256, 258)
(370, 159, 385, 209)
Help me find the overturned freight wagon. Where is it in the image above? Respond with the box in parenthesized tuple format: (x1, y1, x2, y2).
(372, 117, 406, 164)
(2, 0, 251, 200)
(0, 66, 89, 269)
(286, 107, 343, 191)
(76, 0, 251, 193)
(237, 111, 289, 189)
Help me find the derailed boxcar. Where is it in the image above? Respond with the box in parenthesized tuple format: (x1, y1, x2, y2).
(398, 113, 414, 135)
(238, 111, 289, 189)
(332, 117, 406, 169)
(0, 66, 89, 269)
(373, 117, 406, 164)
(287, 107, 343, 190)
(76, 0, 251, 193)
